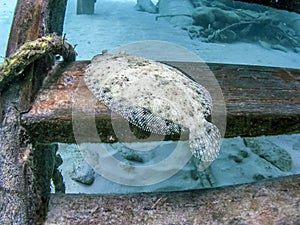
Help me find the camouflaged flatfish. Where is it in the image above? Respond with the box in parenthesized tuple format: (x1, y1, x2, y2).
(84, 52, 222, 169)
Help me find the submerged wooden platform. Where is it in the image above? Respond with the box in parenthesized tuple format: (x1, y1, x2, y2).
(45, 175, 300, 224)
(3, 1, 299, 224)
(21, 61, 300, 143)
(19, 59, 300, 225)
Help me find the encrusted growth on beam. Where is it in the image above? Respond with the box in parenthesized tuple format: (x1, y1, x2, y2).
(0, 34, 76, 93)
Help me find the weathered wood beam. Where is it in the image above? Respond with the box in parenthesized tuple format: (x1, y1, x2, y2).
(21, 61, 300, 143)
(6, 0, 68, 57)
(0, 0, 70, 224)
(45, 174, 300, 224)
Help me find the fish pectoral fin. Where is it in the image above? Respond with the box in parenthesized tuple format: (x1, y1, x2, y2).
(126, 106, 181, 135)
(108, 98, 181, 135)
(189, 122, 222, 171)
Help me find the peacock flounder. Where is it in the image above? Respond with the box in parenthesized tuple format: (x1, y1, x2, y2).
(84, 51, 222, 170)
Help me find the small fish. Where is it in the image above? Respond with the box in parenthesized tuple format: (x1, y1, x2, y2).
(84, 52, 222, 170)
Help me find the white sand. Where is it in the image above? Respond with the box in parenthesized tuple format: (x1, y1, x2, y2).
(57, 134, 300, 194)
(1, 0, 300, 67)
(64, 0, 300, 68)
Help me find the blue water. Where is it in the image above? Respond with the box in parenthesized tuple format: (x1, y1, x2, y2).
(0, 0, 16, 63)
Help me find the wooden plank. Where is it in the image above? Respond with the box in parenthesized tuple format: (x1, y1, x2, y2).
(0, 1, 69, 224)
(6, 0, 68, 57)
(21, 61, 300, 143)
(45, 174, 300, 224)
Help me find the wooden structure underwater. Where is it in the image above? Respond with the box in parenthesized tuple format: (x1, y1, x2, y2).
(0, 0, 299, 224)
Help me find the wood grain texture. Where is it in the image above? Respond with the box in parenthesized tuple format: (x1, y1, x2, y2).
(45, 175, 300, 225)
(21, 61, 300, 143)
(6, 0, 68, 57)
(0, 0, 69, 224)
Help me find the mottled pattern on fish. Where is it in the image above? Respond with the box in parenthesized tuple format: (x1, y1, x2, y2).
(84, 52, 222, 169)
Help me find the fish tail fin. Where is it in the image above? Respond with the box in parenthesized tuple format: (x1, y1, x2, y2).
(189, 121, 222, 171)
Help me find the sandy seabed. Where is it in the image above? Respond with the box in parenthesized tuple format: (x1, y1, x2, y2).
(63, 0, 300, 68)
(1, 0, 300, 68)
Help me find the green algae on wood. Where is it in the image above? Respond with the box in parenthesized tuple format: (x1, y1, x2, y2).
(0, 34, 76, 93)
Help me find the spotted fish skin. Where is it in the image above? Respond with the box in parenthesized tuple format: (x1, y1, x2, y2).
(97, 87, 182, 135)
(84, 52, 222, 170)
